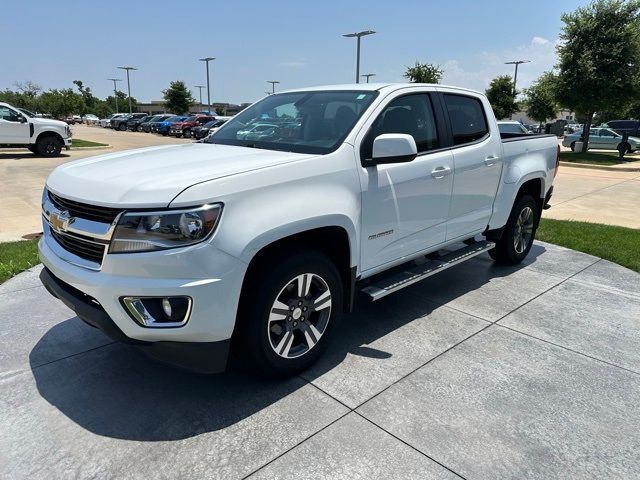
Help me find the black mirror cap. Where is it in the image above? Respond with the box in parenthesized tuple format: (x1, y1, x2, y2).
(364, 153, 417, 166)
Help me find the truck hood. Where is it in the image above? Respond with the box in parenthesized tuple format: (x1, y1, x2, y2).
(30, 117, 68, 129)
(46, 143, 312, 207)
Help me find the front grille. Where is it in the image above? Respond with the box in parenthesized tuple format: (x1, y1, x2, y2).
(48, 191, 122, 224)
(50, 228, 106, 264)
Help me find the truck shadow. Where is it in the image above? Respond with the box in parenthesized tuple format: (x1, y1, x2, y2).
(28, 244, 546, 441)
(0, 153, 71, 160)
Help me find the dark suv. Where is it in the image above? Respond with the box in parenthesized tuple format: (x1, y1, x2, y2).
(606, 120, 640, 137)
(127, 114, 153, 132)
(112, 113, 147, 131)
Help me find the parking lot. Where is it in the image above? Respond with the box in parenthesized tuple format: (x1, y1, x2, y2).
(1, 240, 639, 478)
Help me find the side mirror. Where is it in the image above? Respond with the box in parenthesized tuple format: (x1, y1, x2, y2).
(369, 133, 418, 165)
(18, 115, 27, 123)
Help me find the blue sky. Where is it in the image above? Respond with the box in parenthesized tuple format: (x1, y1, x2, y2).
(3, 0, 589, 104)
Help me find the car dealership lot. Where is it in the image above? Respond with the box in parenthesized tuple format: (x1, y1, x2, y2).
(1, 241, 639, 479)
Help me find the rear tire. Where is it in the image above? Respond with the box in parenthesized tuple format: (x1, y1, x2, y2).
(489, 194, 538, 265)
(236, 250, 342, 377)
(119, 123, 127, 131)
(570, 141, 576, 152)
(36, 135, 62, 157)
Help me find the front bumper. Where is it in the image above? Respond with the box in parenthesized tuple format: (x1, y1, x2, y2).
(38, 233, 247, 347)
(40, 267, 230, 373)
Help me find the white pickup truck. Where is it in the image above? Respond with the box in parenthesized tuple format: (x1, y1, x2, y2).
(0, 102, 72, 156)
(39, 83, 558, 375)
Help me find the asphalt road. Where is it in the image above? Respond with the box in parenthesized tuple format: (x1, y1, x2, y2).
(1, 241, 639, 478)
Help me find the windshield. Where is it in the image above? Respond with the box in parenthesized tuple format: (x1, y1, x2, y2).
(165, 116, 185, 122)
(18, 108, 35, 118)
(207, 90, 378, 154)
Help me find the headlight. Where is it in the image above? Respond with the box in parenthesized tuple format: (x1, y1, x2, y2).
(109, 204, 222, 253)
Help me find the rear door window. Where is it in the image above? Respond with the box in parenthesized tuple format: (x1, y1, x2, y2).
(443, 94, 488, 145)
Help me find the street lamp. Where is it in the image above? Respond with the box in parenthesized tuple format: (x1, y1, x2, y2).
(194, 85, 205, 111)
(361, 73, 376, 83)
(504, 60, 530, 97)
(267, 80, 280, 94)
(199, 57, 215, 114)
(342, 30, 376, 83)
(117, 66, 137, 113)
(107, 78, 122, 113)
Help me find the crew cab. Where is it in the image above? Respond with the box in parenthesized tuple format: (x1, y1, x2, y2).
(38, 84, 559, 376)
(0, 102, 72, 156)
(169, 115, 214, 138)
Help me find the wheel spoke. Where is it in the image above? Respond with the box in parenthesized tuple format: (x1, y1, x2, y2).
(302, 323, 322, 349)
(275, 330, 294, 357)
(297, 274, 313, 297)
(269, 300, 290, 322)
(313, 289, 331, 311)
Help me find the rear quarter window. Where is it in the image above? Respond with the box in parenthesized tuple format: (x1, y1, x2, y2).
(443, 94, 489, 146)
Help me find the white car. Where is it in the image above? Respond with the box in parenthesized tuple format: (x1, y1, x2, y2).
(82, 114, 100, 125)
(0, 102, 72, 156)
(100, 114, 124, 128)
(39, 83, 559, 376)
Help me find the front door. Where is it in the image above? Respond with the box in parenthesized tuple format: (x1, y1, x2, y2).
(358, 93, 454, 272)
(0, 106, 29, 144)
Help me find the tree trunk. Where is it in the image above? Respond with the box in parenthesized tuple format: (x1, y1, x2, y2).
(581, 112, 594, 153)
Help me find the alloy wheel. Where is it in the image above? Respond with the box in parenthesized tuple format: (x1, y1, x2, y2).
(267, 273, 332, 359)
(514, 206, 534, 254)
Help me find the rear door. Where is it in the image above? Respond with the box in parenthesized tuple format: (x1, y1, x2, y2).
(439, 91, 503, 240)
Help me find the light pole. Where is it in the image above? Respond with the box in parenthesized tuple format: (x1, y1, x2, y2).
(342, 30, 376, 83)
(504, 60, 530, 97)
(361, 73, 376, 83)
(199, 57, 215, 114)
(117, 66, 137, 113)
(194, 85, 205, 111)
(107, 78, 122, 113)
(267, 80, 280, 94)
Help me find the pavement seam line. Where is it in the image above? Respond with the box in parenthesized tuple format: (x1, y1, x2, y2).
(0, 284, 44, 297)
(494, 323, 640, 377)
(354, 411, 468, 480)
(239, 408, 352, 480)
(550, 175, 640, 207)
(28, 340, 116, 371)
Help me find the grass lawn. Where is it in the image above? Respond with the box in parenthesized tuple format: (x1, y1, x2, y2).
(537, 218, 640, 272)
(0, 239, 40, 284)
(559, 151, 629, 166)
(72, 138, 108, 148)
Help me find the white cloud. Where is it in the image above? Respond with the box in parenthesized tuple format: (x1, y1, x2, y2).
(441, 36, 558, 94)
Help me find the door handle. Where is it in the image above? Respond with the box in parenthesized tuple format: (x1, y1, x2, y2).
(430, 166, 451, 179)
(484, 156, 499, 166)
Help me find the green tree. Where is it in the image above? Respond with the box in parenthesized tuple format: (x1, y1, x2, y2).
(106, 91, 138, 113)
(485, 75, 519, 120)
(38, 89, 84, 117)
(72, 80, 99, 114)
(403, 62, 443, 83)
(163, 81, 195, 114)
(524, 72, 559, 129)
(556, 0, 640, 152)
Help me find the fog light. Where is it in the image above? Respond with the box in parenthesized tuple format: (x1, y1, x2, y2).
(121, 296, 192, 328)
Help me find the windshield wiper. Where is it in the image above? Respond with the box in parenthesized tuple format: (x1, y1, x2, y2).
(244, 143, 265, 149)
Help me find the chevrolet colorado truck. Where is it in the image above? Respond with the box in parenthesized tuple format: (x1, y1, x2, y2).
(1, 102, 72, 157)
(39, 84, 558, 376)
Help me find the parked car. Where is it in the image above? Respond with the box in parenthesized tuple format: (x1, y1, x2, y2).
(82, 114, 100, 125)
(127, 114, 154, 132)
(38, 83, 559, 376)
(100, 114, 124, 128)
(562, 127, 640, 152)
(169, 115, 214, 138)
(144, 114, 173, 133)
(604, 120, 640, 137)
(236, 122, 279, 141)
(156, 115, 188, 135)
(192, 119, 229, 140)
(497, 121, 533, 136)
(0, 101, 72, 156)
(112, 113, 146, 131)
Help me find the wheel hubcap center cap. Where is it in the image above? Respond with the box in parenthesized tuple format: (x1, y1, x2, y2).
(292, 307, 302, 320)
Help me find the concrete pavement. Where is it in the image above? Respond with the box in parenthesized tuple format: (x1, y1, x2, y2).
(1, 241, 640, 478)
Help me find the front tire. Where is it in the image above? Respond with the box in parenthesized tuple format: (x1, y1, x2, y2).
(489, 194, 538, 264)
(237, 250, 342, 377)
(570, 141, 576, 152)
(36, 135, 62, 157)
(119, 123, 127, 131)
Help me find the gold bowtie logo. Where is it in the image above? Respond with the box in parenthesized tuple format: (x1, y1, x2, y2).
(50, 210, 71, 232)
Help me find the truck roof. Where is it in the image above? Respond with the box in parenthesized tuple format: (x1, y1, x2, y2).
(280, 82, 483, 96)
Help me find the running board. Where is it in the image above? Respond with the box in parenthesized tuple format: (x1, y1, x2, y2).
(360, 240, 495, 301)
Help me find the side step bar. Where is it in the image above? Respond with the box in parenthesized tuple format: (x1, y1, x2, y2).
(360, 240, 495, 301)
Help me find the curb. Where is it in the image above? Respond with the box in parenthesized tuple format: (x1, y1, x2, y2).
(559, 161, 640, 172)
(70, 145, 112, 151)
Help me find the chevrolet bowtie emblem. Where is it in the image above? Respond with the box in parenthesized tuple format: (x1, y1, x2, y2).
(50, 210, 71, 232)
